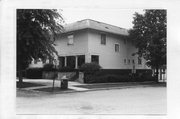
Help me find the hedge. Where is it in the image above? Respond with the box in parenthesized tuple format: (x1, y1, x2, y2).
(83, 69, 155, 83)
(25, 68, 43, 79)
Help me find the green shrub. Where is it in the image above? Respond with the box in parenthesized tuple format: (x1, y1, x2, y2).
(26, 68, 43, 79)
(58, 66, 75, 72)
(43, 63, 56, 71)
(85, 74, 131, 83)
(79, 62, 101, 74)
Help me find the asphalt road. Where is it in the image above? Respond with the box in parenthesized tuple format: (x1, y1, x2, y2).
(16, 86, 166, 115)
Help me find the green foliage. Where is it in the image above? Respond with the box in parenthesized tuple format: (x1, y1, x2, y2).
(17, 9, 64, 71)
(58, 66, 75, 72)
(26, 67, 43, 79)
(43, 63, 55, 71)
(129, 10, 166, 69)
(79, 62, 101, 74)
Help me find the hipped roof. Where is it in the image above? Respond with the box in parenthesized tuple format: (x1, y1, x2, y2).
(63, 19, 129, 36)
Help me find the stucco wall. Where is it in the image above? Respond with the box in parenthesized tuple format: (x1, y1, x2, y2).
(55, 30, 89, 56)
(54, 29, 149, 70)
(87, 30, 149, 69)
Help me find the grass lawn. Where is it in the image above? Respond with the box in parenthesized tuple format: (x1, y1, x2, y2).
(16, 81, 46, 88)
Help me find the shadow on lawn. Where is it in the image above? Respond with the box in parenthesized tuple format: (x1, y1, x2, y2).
(33, 87, 74, 93)
(16, 81, 46, 88)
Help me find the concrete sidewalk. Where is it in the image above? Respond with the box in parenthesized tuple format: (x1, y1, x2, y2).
(16, 79, 166, 94)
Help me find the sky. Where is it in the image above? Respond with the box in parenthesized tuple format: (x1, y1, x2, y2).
(61, 8, 144, 29)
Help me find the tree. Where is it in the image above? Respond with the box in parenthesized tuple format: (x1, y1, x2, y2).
(17, 9, 64, 86)
(129, 10, 166, 81)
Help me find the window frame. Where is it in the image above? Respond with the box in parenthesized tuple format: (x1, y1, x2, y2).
(67, 34, 74, 45)
(101, 34, 106, 45)
(128, 59, 131, 65)
(115, 43, 120, 52)
(124, 59, 127, 64)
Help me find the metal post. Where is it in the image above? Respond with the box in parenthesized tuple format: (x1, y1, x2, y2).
(75, 56, 78, 69)
(64, 56, 67, 67)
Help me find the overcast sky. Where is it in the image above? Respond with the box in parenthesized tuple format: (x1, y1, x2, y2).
(61, 8, 144, 29)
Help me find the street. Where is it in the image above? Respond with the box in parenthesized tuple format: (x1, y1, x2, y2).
(16, 86, 166, 115)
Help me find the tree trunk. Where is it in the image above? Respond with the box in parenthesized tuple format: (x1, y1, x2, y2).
(155, 67, 159, 83)
(18, 70, 23, 87)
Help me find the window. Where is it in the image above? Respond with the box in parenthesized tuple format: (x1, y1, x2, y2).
(67, 34, 74, 45)
(78, 55, 85, 67)
(124, 59, 127, 64)
(132, 59, 135, 64)
(101, 34, 106, 45)
(138, 57, 142, 65)
(91, 55, 99, 64)
(124, 39, 127, 44)
(115, 44, 120, 52)
(128, 59, 130, 64)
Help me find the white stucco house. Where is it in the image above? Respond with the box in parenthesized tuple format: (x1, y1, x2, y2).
(54, 19, 149, 70)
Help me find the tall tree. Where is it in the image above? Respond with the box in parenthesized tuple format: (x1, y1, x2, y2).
(129, 10, 166, 81)
(17, 9, 64, 85)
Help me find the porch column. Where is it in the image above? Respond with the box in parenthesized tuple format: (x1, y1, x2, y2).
(75, 56, 78, 69)
(64, 56, 67, 67)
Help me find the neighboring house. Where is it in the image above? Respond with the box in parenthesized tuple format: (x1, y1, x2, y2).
(54, 19, 149, 71)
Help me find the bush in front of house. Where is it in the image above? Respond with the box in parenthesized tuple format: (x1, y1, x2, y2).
(134, 71, 155, 82)
(79, 62, 101, 83)
(58, 66, 75, 72)
(43, 63, 56, 71)
(85, 74, 131, 83)
(81, 68, 155, 83)
(25, 67, 43, 79)
(79, 62, 101, 74)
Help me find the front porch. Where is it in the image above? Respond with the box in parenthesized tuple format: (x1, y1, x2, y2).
(58, 54, 99, 69)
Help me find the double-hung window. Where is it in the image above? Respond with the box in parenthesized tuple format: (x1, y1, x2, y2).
(67, 34, 74, 45)
(115, 44, 120, 52)
(101, 34, 106, 45)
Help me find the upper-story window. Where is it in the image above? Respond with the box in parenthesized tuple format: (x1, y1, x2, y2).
(67, 34, 74, 45)
(124, 59, 127, 64)
(115, 44, 120, 52)
(101, 34, 106, 45)
(138, 57, 142, 65)
(128, 59, 130, 64)
(132, 59, 135, 64)
(124, 39, 127, 44)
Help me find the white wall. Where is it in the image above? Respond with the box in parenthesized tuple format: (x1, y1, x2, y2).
(54, 29, 149, 69)
(55, 30, 89, 56)
(88, 30, 149, 69)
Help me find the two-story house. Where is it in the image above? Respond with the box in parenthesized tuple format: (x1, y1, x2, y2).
(54, 19, 149, 71)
